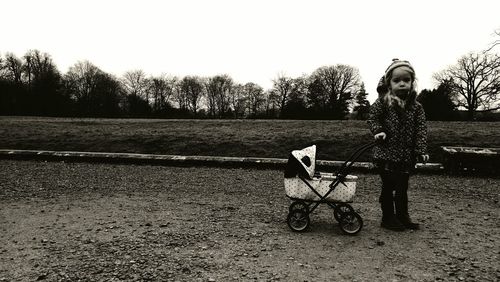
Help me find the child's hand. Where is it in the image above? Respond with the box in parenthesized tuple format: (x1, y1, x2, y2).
(374, 132, 387, 141)
(419, 154, 429, 163)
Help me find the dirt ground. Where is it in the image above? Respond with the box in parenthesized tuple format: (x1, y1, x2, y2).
(0, 160, 499, 281)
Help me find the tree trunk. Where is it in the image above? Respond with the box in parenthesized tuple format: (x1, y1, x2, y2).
(467, 108, 475, 121)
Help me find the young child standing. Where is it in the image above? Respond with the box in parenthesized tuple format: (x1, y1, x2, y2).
(368, 59, 429, 231)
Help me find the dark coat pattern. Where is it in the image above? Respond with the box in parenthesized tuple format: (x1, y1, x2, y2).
(367, 98, 428, 165)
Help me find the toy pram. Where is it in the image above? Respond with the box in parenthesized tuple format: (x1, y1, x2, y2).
(284, 141, 377, 235)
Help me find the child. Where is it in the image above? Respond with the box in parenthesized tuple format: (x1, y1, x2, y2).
(368, 59, 429, 231)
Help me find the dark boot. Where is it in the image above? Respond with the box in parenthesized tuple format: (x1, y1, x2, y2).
(395, 197, 420, 230)
(397, 214, 420, 230)
(394, 172, 420, 230)
(380, 202, 405, 231)
(381, 216, 406, 231)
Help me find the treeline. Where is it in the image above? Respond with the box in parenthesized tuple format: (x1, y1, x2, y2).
(0, 49, 499, 120)
(0, 50, 370, 119)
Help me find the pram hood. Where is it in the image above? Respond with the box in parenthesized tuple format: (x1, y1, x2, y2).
(284, 145, 316, 179)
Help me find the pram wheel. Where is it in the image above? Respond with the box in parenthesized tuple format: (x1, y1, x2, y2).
(339, 212, 363, 235)
(289, 201, 309, 213)
(333, 203, 354, 222)
(287, 209, 310, 232)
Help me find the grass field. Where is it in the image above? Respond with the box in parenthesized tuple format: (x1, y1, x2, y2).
(0, 116, 499, 163)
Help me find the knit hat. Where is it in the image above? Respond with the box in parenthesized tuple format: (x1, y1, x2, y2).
(376, 76, 388, 95)
(385, 58, 415, 80)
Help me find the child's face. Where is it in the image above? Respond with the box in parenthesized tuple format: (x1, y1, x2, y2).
(389, 67, 413, 99)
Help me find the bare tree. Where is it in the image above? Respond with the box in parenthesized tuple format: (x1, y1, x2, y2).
(272, 73, 293, 116)
(206, 74, 233, 118)
(0, 55, 4, 79)
(308, 64, 361, 119)
(22, 50, 56, 84)
(263, 89, 280, 118)
(243, 82, 264, 117)
(65, 61, 102, 101)
(485, 28, 500, 52)
(205, 77, 218, 117)
(289, 76, 309, 106)
(122, 70, 149, 100)
(3, 53, 23, 83)
(148, 74, 177, 112)
(434, 52, 500, 120)
(148, 75, 167, 112)
(229, 83, 246, 118)
(64, 60, 124, 116)
(180, 76, 204, 115)
(65, 61, 112, 115)
(173, 79, 188, 110)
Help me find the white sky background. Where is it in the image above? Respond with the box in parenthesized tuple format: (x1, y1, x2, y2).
(1, 0, 499, 103)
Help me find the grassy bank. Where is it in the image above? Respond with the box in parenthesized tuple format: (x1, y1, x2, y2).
(1, 116, 499, 162)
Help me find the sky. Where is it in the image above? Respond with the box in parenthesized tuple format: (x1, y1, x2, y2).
(1, 0, 499, 103)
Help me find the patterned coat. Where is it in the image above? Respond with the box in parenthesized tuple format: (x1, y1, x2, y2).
(367, 98, 428, 166)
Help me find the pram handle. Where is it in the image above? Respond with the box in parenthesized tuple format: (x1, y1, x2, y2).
(325, 140, 379, 197)
(336, 140, 379, 177)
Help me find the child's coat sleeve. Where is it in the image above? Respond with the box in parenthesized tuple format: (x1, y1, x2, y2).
(414, 103, 428, 155)
(367, 98, 385, 135)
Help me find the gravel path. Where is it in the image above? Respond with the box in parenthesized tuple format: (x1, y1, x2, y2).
(1, 160, 499, 281)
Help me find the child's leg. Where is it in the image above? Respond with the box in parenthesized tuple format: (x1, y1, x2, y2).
(379, 170, 405, 231)
(379, 171, 395, 218)
(394, 172, 420, 230)
(394, 171, 409, 211)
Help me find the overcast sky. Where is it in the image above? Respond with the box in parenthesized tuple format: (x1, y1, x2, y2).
(2, 0, 499, 102)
